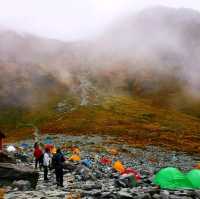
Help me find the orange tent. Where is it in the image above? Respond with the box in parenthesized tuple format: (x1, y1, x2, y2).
(69, 154, 81, 161)
(113, 160, 125, 173)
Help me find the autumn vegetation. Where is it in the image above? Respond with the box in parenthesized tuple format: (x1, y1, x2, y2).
(2, 94, 200, 154)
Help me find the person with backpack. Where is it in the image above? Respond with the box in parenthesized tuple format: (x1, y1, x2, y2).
(43, 147, 51, 182)
(33, 142, 43, 170)
(52, 148, 66, 187)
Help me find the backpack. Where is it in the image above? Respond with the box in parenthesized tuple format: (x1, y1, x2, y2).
(52, 153, 65, 169)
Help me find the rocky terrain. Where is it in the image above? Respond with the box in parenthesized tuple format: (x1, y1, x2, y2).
(2, 135, 200, 199)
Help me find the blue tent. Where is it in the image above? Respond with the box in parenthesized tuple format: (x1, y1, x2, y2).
(21, 143, 29, 148)
(82, 159, 92, 168)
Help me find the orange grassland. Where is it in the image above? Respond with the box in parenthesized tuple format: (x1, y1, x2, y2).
(4, 95, 200, 154)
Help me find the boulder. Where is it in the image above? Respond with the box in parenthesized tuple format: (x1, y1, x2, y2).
(81, 181, 102, 190)
(75, 165, 96, 181)
(0, 152, 16, 163)
(63, 161, 78, 172)
(194, 190, 200, 198)
(160, 190, 170, 199)
(117, 191, 133, 199)
(13, 180, 31, 191)
(0, 163, 39, 189)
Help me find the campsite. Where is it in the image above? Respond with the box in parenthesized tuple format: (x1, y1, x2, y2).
(1, 134, 200, 198)
(1, 1, 200, 198)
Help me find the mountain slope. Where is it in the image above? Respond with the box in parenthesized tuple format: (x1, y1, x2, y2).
(4, 95, 200, 154)
(1, 6, 200, 108)
(1, 7, 200, 153)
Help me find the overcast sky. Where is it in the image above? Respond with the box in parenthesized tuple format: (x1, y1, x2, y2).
(0, 0, 200, 41)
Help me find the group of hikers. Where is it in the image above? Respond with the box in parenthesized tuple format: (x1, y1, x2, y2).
(33, 142, 65, 187)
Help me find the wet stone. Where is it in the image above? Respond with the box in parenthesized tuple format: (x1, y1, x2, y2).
(160, 190, 170, 199)
(117, 190, 133, 198)
(152, 193, 161, 199)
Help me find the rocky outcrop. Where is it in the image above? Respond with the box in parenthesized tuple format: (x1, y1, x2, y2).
(0, 152, 16, 164)
(0, 163, 39, 189)
(13, 180, 31, 191)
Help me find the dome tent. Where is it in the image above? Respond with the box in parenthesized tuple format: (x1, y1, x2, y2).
(153, 167, 193, 189)
(187, 169, 200, 189)
(113, 160, 125, 173)
(69, 154, 81, 161)
(6, 145, 16, 152)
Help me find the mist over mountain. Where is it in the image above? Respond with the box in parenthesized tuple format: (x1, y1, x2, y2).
(91, 6, 200, 90)
(0, 6, 200, 109)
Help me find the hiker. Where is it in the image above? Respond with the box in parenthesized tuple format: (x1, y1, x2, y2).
(34, 142, 43, 170)
(43, 147, 51, 182)
(52, 148, 66, 187)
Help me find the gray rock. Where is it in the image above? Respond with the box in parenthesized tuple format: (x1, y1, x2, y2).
(0, 152, 16, 163)
(76, 165, 96, 181)
(0, 163, 39, 188)
(100, 191, 113, 198)
(194, 190, 200, 198)
(134, 193, 151, 199)
(82, 182, 102, 190)
(160, 190, 170, 199)
(13, 180, 31, 191)
(169, 195, 183, 199)
(153, 193, 161, 199)
(81, 190, 102, 197)
(118, 191, 133, 198)
(63, 161, 77, 172)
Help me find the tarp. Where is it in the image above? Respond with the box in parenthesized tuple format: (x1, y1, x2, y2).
(122, 168, 141, 182)
(187, 169, 200, 189)
(6, 145, 16, 152)
(20, 143, 29, 148)
(100, 157, 112, 165)
(113, 160, 125, 173)
(153, 167, 193, 189)
(120, 173, 138, 188)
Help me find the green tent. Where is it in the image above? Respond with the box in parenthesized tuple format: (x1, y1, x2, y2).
(153, 167, 193, 189)
(187, 169, 200, 189)
(64, 151, 72, 158)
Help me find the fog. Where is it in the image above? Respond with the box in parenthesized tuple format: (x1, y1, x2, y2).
(0, 0, 200, 41)
(0, 1, 200, 108)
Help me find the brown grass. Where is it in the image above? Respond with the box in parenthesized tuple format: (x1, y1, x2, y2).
(5, 95, 200, 154)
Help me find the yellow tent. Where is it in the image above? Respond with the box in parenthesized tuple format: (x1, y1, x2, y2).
(113, 160, 125, 173)
(69, 154, 81, 161)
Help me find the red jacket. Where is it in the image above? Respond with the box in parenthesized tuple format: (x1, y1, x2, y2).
(34, 147, 43, 159)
